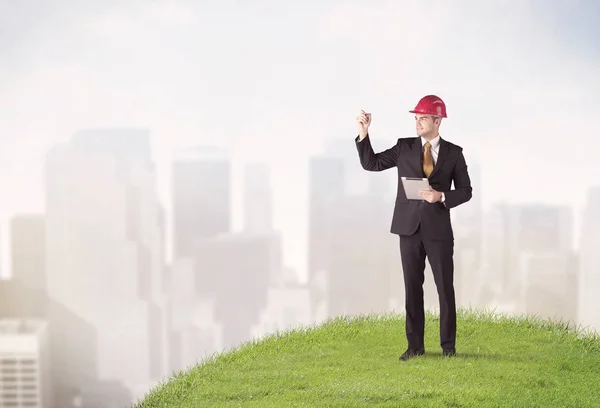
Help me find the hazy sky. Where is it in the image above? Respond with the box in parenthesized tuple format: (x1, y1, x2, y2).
(2, 0, 599, 278)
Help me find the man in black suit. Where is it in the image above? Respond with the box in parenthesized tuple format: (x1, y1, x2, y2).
(354, 95, 472, 361)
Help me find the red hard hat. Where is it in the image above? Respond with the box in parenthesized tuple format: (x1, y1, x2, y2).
(409, 95, 447, 118)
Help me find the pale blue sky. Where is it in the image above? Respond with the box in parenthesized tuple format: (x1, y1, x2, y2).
(1, 0, 599, 278)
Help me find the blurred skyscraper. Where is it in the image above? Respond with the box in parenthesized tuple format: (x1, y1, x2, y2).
(308, 154, 345, 320)
(324, 193, 398, 316)
(451, 161, 483, 308)
(479, 203, 578, 323)
(10, 215, 45, 294)
(521, 251, 578, 325)
(1, 212, 123, 407)
(168, 146, 231, 370)
(579, 185, 600, 332)
(0, 319, 52, 407)
(308, 139, 399, 320)
(193, 234, 273, 349)
(168, 148, 277, 370)
(172, 146, 231, 258)
(44, 128, 168, 400)
(243, 162, 273, 234)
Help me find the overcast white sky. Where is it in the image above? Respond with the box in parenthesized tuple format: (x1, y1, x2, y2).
(1, 0, 599, 278)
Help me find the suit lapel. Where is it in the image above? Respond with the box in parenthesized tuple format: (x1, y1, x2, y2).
(429, 138, 449, 179)
(411, 137, 424, 176)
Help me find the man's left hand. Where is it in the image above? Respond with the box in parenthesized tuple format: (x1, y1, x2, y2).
(419, 186, 442, 203)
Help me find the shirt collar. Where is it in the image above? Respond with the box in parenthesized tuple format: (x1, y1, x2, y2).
(421, 134, 441, 149)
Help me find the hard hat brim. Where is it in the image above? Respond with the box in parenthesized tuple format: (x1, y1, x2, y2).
(409, 110, 447, 118)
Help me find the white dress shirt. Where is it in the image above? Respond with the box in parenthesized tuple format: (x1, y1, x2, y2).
(421, 134, 445, 204)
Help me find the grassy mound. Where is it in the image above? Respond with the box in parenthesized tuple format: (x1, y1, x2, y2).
(133, 308, 600, 407)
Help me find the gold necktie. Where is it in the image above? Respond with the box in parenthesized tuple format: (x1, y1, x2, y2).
(423, 142, 434, 177)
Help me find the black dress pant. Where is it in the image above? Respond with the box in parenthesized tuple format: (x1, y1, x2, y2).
(399, 226, 456, 350)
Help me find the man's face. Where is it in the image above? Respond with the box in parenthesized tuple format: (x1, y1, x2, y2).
(415, 115, 437, 137)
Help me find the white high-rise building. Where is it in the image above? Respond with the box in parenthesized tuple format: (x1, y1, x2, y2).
(481, 203, 573, 305)
(172, 146, 231, 258)
(44, 129, 168, 401)
(579, 186, 600, 334)
(167, 258, 222, 373)
(252, 285, 311, 338)
(0, 319, 52, 408)
(520, 251, 578, 325)
(242, 162, 273, 235)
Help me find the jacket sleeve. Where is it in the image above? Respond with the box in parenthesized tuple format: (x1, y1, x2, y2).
(354, 134, 398, 172)
(443, 148, 473, 209)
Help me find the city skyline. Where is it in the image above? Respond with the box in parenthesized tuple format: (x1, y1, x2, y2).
(0, 131, 595, 281)
(1, 1, 599, 406)
(2, 1, 600, 281)
(1, 126, 598, 406)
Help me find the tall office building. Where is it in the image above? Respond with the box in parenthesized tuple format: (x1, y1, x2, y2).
(242, 162, 273, 234)
(10, 215, 45, 293)
(252, 281, 311, 339)
(521, 251, 578, 325)
(307, 155, 345, 320)
(169, 146, 234, 372)
(579, 186, 600, 333)
(324, 194, 398, 318)
(45, 128, 168, 401)
(0, 224, 3, 279)
(451, 162, 482, 307)
(480, 202, 575, 318)
(172, 146, 231, 258)
(480, 204, 512, 297)
(323, 137, 370, 196)
(0, 319, 52, 407)
(0, 278, 102, 407)
(193, 233, 275, 350)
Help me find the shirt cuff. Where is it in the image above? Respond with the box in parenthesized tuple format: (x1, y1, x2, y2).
(441, 193, 446, 203)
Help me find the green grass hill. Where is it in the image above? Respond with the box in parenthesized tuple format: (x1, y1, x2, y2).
(133, 308, 600, 407)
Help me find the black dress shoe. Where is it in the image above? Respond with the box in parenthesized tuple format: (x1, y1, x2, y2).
(442, 348, 456, 357)
(399, 348, 425, 361)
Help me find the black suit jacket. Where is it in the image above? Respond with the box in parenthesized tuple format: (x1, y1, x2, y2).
(355, 134, 472, 240)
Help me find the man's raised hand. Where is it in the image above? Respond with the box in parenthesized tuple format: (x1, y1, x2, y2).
(356, 110, 371, 141)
